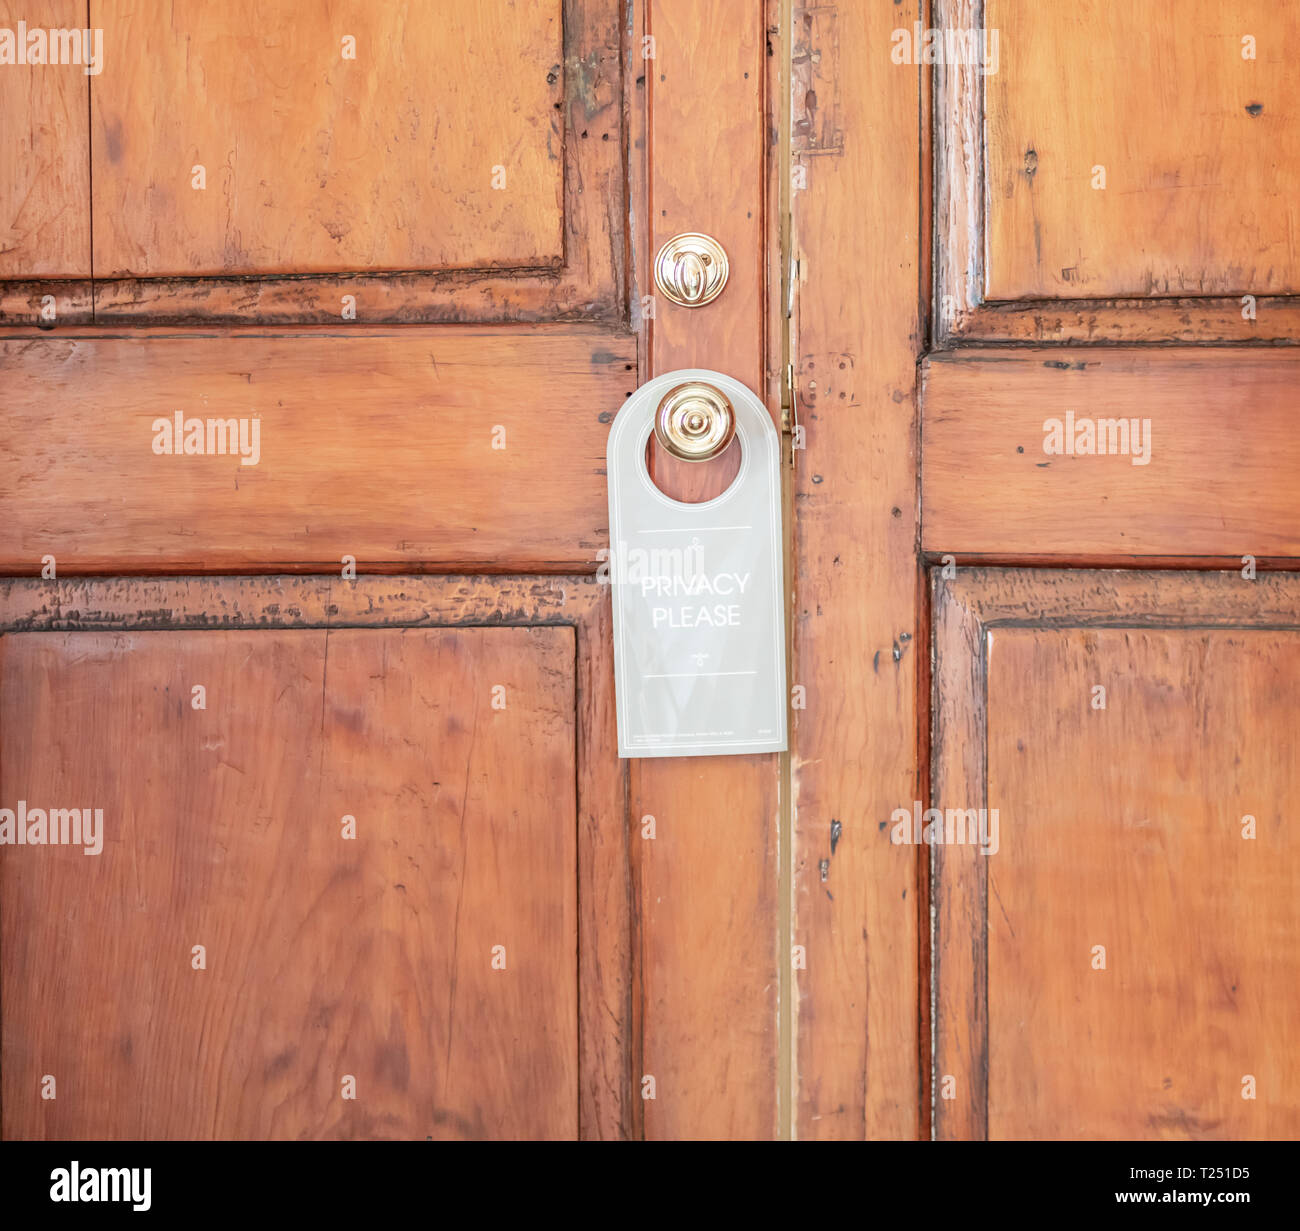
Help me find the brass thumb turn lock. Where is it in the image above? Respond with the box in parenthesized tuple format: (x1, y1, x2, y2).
(653, 382, 736, 462)
(654, 233, 730, 307)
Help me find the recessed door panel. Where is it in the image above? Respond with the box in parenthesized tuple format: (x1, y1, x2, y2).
(986, 625, 1300, 1139)
(90, 0, 564, 277)
(1, 625, 578, 1139)
(933, 569, 1300, 1140)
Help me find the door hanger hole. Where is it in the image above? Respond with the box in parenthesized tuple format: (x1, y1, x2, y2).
(644, 433, 742, 504)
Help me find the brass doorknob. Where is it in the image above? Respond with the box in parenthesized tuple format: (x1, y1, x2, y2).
(654, 233, 729, 307)
(653, 382, 736, 462)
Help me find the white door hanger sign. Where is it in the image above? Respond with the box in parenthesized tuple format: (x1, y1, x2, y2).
(603, 369, 787, 758)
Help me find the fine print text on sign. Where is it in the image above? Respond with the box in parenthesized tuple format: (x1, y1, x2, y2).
(604, 370, 787, 758)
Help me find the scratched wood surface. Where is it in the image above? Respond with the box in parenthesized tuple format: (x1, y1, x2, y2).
(631, 0, 781, 1138)
(933, 570, 1300, 1140)
(89, 0, 563, 277)
(985, 0, 1300, 300)
(789, 2, 923, 1140)
(1, 0, 625, 326)
(1, 624, 579, 1139)
(0, 326, 632, 573)
(933, 0, 1300, 345)
(0, 573, 633, 1139)
(922, 349, 1300, 560)
(0, 0, 90, 278)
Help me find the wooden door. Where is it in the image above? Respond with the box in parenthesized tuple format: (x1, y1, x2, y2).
(913, 1, 1300, 1139)
(10, 0, 1290, 1148)
(0, 0, 782, 1140)
(787, 1, 1300, 1141)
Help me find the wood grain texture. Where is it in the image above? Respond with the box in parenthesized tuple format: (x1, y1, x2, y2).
(641, 0, 770, 504)
(630, 0, 781, 1138)
(932, 0, 986, 343)
(935, 296, 1300, 347)
(985, 0, 1300, 300)
(922, 349, 1300, 560)
(989, 625, 1300, 1139)
(0, 282, 93, 326)
(1, 0, 625, 325)
(0, 573, 633, 1140)
(571, 587, 633, 1138)
(0, 326, 634, 572)
(0, 0, 91, 278)
(930, 564, 987, 1142)
(789, 2, 922, 1140)
(90, 0, 563, 277)
(933, 569, 1300, 1140)
(932, 0, 1300, 345)
(1, 625, 578, 1139)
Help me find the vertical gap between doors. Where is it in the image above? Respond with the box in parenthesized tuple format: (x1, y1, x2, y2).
(776, 0, 795, 1144)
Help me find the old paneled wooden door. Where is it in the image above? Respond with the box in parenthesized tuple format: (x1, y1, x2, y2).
(788, 0, 1300, 1141)
(0, 0, 783, 1139)
(920, 0, 1300, 1139)
(11, 0, 1289, 1147)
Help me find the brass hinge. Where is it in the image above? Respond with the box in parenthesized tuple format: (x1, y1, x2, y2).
(781, 361, 801, 469)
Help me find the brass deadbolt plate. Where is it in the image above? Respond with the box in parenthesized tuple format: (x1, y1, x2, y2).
(653, 233, 730, 307)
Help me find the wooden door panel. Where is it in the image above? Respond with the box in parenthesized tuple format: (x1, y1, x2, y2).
(0, 0, 788, 1145)
(0, 574, 633, 1138)
(789, 1, 923, 1140)
(90, 0, 564, 277)
(987, 624, 1299, 1139)
(922, 349, 1300, 561)
(0, 0, 781, 1144)
(934, 0, 1300, 344)
(2, 0, 624, 326)
(921, 1, 1300, 1149)
(985, 0, 1300, 300)
(1, 622, 578, 1139)
(0, 0, 91, 279)
(0, 326, 633, 572)
(933, 569, 1300, 1140)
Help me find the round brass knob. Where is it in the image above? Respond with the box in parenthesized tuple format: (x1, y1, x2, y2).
(653, 382, 736, 462)
(654, 233, 729, 307)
